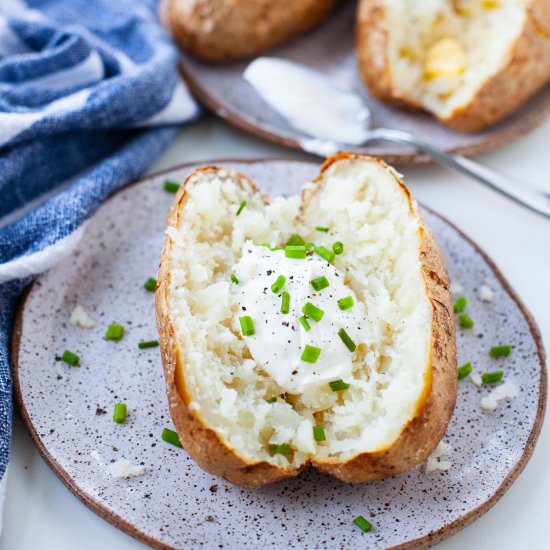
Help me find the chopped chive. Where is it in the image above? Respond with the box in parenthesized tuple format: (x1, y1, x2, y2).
(239, 316, 255, 336)
(298, 316, 311, 332)
(453, 295, 468, 313)
(281, 291, 290, 314)
(266, 397, 277, 404)
(310, 276, 330, 291)
(301, 345, 321, 364)
(287, 234, 305, 246)
(138, 340, 159, 349)
(305, 242, 315, 251)
(458, 313, 474, 329)
(457, 362, 472, 380)
(261, 243, 281, 251)
(269, 443, 291, 456)
(338, 328, 357, 352)
(285, 245, 307, 259)
(338, 296, 355, 310)
(144, 277, 157, 292)
(236, 200, 247, 216)
(113, 403, 127, 424)
(333, 241, 344, 255)
(489, 345, 512, 358)
(482, 370, 504, 384)
(271, 274, 286, 293)
(162, 427, 183, 448)
(353, 515, 373, 533)
(302, 302, 324, 322)
(163, 180, 180, 193)
(314, 245, 335, 263)
(315, 226, 329, 233)
(329, 379, 349, 391)
(61, 350, 80, 367)
(105, 323, 125, 342)
(231, 274, 239, 285)
(313, 425, 326, 442)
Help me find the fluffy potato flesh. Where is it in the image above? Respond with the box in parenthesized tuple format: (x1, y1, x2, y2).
(163, 157, 435, 473)
(385, 0, 529, 118)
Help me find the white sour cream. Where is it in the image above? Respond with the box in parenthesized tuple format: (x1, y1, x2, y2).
(233, 244, 367, 393)
(243, 57, 370, 146)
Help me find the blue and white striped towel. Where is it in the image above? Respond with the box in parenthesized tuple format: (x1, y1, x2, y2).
(0, 0, 200, 519)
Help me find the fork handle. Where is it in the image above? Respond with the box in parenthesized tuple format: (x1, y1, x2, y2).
(365, 128, 550, 219)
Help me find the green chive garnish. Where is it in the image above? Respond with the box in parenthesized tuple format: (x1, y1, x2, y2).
(313, 425, 326, 442)
(239, 316, 255, 336)
(144, 277, 156, 292)
(287, 234, 305, 246)
(269, 443, 291, 456)
(458, 313, 474, 329)
(453, 296, 468, 313)
(457, 362, 472, 380)
(482, 370, 504, 384)
(314, 245, 335, 263)
(353, 515, 373, 533)
(338, 296, 355, 310)
(298, 316, 311, 332)
(333, 241, 344, 255)
(302, 302, 324, 322)
(329, 379, 349, 391)
(285, 245, 307, 259)
(310, 276, 329, 291)
(301, 345, 321, 364)
(113, 403, 127, 424)
(489, 345, 512, 358)
(163, 180, 180, 193)
(271, 275, 286, 293)
(305, 242, 315, 251)
(105, 323, 125, 342)
(266, 397, 277, 404)
(315, 226, 329, 233)
(138, 340, 159, 349)
(162, 428, 183, 448)
(231, 274, 239, 285)
(281, 291, 290, 314)
(236, 200, 247, 216)
(338, 328, 357, 352)
(61, 350, 80, 367)
(261, 243, 281, 251)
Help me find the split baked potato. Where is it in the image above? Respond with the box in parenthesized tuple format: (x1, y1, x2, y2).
(156, 153, 457, 486)
(357, 0, 550, 132)
(161, 0, 338, 62)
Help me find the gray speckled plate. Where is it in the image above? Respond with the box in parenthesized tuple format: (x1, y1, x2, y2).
(12, 160, 546, 550)
(178, 1, 550, 164)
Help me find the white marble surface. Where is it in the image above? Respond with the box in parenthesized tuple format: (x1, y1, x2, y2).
(2, 115, 549, 550)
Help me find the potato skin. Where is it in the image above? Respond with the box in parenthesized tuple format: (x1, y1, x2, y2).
(163, 0, 338, 62)
(356, 0, 550, 132)
(156, 167, 300, 486)
(156, 155, 456, 486)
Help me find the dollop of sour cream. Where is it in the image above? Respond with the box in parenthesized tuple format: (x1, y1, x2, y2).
(233, 244, 367, 393)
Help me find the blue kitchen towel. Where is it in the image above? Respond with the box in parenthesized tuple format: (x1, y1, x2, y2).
(0, 0, 200, 511)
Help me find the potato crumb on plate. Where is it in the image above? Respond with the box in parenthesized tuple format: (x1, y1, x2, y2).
(70, 304, 95, 328)
(108, 458, 146, 479)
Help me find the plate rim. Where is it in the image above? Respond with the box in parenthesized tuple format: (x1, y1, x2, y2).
(11, 158, 547, 550)
(178, 59, 550, 165)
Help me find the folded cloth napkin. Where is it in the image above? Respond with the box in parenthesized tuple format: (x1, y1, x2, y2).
(0, 0, 200, 520)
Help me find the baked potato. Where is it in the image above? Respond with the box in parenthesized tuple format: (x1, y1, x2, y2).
(161, 0, 338, 62)
(156, 153, 457, 487)
(357, 0, 550, 132)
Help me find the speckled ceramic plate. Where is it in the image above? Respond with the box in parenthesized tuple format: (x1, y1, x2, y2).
(178, 1, 550, 164)
(12, 160, 546, 550)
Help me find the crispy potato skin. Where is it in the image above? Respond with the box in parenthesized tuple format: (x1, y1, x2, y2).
(156, 155, 456, 486)
(356, 0, 550, 132)
(163, 0, 338, 62)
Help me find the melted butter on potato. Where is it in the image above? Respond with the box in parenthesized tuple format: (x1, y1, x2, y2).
(424, 38, 467, 79)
